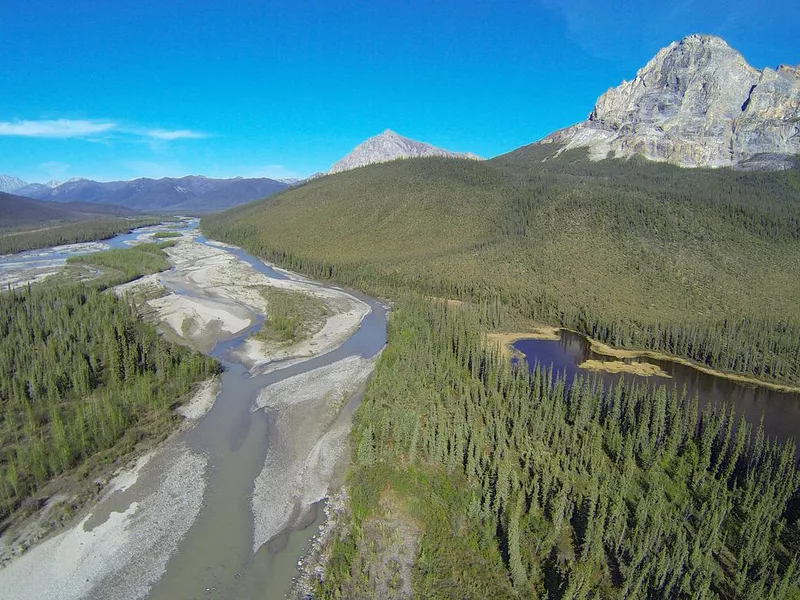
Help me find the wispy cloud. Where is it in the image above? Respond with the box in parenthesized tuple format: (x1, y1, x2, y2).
(0, 119, 115, 138)
(144, 128, 207, 140)
(0, 118, 207, 142)
(39, 161, 72, 180)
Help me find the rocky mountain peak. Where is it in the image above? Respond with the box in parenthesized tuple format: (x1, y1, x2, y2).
(0, 175, 28, 194)
(539, 34, 799, 170)
(328, 130, 480, 174)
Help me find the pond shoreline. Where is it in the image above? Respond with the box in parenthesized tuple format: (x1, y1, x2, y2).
(491, 325, 800, 394)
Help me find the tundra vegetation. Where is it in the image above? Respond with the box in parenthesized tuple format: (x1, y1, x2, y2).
(204, 152, 800, 597)
(66, 241, 174, 288)
(151, 230, 183, 239)
(203, 151, 800, 387)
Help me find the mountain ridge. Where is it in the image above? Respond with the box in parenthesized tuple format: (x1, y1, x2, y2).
(534, 34, 799, 170)
(0, 191, 138, 229)
(14, 175, 289, 213)
(328, 129, 480, 174)
(0, 175, 28, 194)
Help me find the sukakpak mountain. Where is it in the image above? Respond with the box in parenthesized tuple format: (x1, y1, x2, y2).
(533, 34, 799, 170)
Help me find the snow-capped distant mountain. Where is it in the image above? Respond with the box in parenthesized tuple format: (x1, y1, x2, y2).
(328, 129, 481, 174)
(0, 175, 28, 193)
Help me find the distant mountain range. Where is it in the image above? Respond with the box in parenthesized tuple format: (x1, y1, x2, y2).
(1, 175, 289, 213)
(534, 34, 800, 170)
(0, 191, 137, 229)
(327, 129, 481, 174)
(0, 175, 30, 194)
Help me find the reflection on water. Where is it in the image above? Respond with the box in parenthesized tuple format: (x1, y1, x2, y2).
(513, 331, 800, 443)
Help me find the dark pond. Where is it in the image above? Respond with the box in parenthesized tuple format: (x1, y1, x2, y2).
(513, 330, 800, 444)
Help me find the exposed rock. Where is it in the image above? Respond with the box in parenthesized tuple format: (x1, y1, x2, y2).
(328, 129, 480, 174)
(539, 35, 799, 170)
(0, 174, 27, 193)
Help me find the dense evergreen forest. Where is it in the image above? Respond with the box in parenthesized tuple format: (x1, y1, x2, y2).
(319, 297, 800, 598)
(202, 153, 800, 597)
(0, 246, 219, 521)
(0, 217, 164, 255)
(202, 153, 800, 387)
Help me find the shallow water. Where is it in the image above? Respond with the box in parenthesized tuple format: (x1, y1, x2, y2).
(144, 239, 386, 600)
(0, 225, 386, 599)
(513, 331, 800, 443)
(0, 218, 197, 281)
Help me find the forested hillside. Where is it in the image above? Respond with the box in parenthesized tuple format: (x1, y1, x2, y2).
(0, 191, 137, 230)
(204, 153, 800, 598)
(203, 153, 800, 386)
(319, 297, 800, 598)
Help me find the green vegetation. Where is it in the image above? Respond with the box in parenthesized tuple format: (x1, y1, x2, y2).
(202, 154, 800, 386)
(152, 231, 182, 239)
(319, 297, 800, 599)
(0, 217, 164, 255)
(255, 286, 328, 343)
(66, 242, 173, 288)
(202, 153, 800, 597)
(0, 283, 220, 521)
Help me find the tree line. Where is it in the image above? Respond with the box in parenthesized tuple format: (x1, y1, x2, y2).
(201, 155, 800, 388)
(319, 297, 800, 598)
(0, 217, 165, 255)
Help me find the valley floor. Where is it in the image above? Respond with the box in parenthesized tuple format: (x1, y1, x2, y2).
(0, 235, 378, 599)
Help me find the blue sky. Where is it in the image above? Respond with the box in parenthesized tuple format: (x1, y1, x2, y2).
(1, 0, 797, 183)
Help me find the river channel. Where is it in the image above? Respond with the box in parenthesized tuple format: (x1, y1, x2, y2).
(0, 221, 387, 600)
(145, 239, 386, 599)
(3, 220, 798, 597)
(514, 332, 800, 444)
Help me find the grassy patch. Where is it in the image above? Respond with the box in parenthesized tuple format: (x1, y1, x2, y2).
(254, 286, 329, 343)
(578, 358, 671, 377)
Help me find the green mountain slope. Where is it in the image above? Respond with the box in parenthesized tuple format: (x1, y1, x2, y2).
(203, 153, 800, 384)
(0, 191, 136, 229)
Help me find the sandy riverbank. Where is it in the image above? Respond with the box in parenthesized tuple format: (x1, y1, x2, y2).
(0, 441, 208, 600)
(251, 355, 377, 553)
(0, 377, 220, 571)
(118, 237, 371, 368)
(0, 235, 381, 599)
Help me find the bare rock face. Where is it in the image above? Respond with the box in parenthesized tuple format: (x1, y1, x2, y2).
(328, 129, 480, 174)
(541, 35, 799, 169)
(0, 175, 27, 193)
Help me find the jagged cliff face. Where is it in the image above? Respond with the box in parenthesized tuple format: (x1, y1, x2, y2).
(541, 35, 800, 169)
(328, 129, 479, 174)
